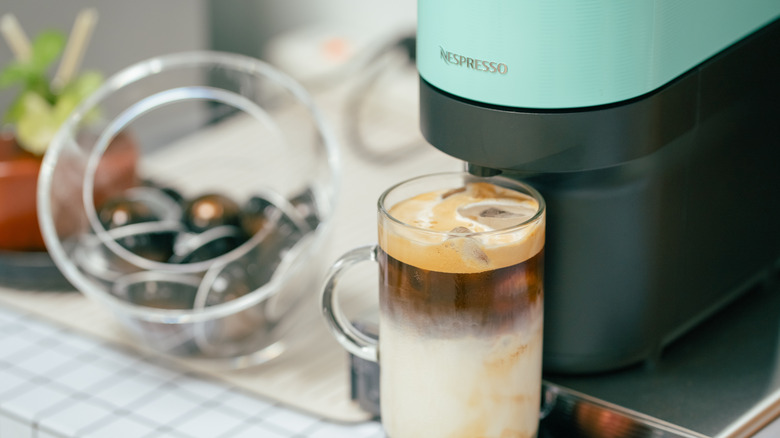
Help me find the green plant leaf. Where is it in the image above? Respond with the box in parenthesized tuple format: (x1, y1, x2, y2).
(4, 94, 26, 124)
(53, 91, 78, 122)
(1, 29, 101, 155)
(15, 91, 57, 155)
(0, 62, 32, 88)
(61, 70, 103, 100)
(29, 30, 66, 73)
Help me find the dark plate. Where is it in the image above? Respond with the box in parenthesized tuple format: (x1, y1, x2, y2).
(0, 250, 74, 290)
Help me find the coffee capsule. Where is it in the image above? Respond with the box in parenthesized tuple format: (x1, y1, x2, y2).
(169, 225, 245, 264)
(184, 193, 241, 233)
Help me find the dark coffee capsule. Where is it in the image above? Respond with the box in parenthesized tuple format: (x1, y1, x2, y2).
(241, 195, 275, 236)
(114, 272, 200, 310)
(184, 193, 241, 233)
(76, 222, 186, 282)
(170, 225, 245, 264)
(203, 262, 253, 307)
(142, 179, 186, 205)
(115, 225, 179, 262)
(98, 197, 158, 230)
(289, 188, 320, 229)
(161, 187, 184, 205)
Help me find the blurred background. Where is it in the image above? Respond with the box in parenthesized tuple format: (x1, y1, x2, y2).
(0, 0, 417, 121)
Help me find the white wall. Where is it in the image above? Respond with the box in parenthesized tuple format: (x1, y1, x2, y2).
(1, 0, 417, 131)
(209, 0, 417, 60)
(267, 0, 417, 35)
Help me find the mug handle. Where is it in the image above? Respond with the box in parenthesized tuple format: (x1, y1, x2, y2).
(320, 245, 379, 363)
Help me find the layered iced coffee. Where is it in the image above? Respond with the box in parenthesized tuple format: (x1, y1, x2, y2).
(378, 181, 545, 438)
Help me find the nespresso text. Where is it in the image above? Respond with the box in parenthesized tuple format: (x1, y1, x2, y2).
(440, 47, 508, 74)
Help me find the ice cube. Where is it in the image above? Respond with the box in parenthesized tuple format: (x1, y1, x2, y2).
(445, 234, 489, 266)
(460, 236, 489, 265)
(458, 201, 537, 230)
(480, 207, 517, 218)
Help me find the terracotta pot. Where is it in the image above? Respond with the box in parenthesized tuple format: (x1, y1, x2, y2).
(0, 132, 139, 252)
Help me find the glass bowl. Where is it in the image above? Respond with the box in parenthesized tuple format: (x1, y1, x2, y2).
(38, 51, 340, 366)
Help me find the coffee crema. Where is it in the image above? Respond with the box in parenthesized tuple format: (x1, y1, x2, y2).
(380, 182, 544, 274)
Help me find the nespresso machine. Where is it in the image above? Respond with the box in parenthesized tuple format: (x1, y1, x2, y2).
(417, 0, 780, 374)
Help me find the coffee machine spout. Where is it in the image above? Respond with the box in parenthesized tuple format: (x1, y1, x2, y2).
(465, 163, 502, 177)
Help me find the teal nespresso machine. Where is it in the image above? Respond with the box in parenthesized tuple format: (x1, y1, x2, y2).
(417, 0, 780, 374)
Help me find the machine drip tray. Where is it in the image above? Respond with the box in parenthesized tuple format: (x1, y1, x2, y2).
(540, 268, 780, 437)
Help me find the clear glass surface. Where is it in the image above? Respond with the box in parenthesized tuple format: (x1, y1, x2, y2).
(38, 51, 340, 364)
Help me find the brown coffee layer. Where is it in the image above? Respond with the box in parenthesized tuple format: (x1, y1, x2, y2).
(379, 248, 544, 337)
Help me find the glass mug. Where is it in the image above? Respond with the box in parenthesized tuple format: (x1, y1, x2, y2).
(321, 172, 546, 438)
